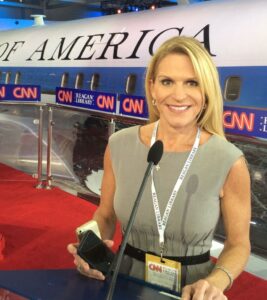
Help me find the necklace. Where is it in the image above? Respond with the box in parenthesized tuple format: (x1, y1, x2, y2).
(155, 164, 161, 171)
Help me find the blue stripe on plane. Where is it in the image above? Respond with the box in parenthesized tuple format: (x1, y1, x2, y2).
(218, 66, 267, 109)
(1, 66, 266, 109)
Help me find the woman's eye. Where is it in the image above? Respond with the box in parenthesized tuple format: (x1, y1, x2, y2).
(160, 79, 172, 86)
(187, 80, 199, 86)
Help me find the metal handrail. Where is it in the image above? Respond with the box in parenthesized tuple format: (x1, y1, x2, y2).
(45, 106, 53, 189)
(35, 105, 44, 188)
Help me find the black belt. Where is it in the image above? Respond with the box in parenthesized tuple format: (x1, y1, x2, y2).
(124, 243, 210, 266)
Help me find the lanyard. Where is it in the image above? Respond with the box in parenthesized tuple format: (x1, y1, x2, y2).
(150, 121, 201, 256)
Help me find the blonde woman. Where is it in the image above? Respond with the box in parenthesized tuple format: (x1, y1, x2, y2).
(68, 36, 251, 300)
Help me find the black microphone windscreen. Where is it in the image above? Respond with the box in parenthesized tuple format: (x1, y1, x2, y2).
(147, 140, 163, 165)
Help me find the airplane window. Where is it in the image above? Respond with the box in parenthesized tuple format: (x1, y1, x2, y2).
(224, 76, 241, 101)
(61, 72, 69, 87)
(75, 73, 84, 89)
(126, 74, 137, 95)
(14, 72, 21, 84)
(90, 73, 100, 91)
(5, 71, 11, 84)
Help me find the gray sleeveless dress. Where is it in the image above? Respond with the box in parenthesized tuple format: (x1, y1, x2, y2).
(109, 125, 243, 286)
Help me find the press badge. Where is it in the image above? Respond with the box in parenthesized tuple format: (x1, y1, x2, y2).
(145, 253, 181, 293)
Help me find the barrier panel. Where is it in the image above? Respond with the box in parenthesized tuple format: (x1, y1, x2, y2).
(0, 85, 147, 194)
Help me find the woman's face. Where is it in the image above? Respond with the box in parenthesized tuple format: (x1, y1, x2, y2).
(150, 53, 205, 131)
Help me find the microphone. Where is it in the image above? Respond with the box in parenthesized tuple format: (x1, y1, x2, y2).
(106, 140, 164, 300)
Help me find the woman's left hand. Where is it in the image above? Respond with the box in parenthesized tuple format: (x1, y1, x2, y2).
(181, 279, 227, 300)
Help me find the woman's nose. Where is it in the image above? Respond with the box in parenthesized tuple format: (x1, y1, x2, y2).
(172, 84, 187, 101)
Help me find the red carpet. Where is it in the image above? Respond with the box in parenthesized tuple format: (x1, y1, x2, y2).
(225, 271, 267, 299)
(0, 163, 121, 270)
(0, 163, 266, 299)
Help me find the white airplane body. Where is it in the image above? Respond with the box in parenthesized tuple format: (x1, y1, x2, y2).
(0, 0, 266, 111)
(0, 0, 266, 67)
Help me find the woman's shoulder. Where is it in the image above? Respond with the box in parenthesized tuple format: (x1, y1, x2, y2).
(208, 134, 243, 157)
(109, 123, 154, 144)
(109, 124, 140, 144)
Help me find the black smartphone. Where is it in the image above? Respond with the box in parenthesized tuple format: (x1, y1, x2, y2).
(77, 230, 115, 275)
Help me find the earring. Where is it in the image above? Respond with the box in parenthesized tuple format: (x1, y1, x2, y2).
(152, 99, 156, 106)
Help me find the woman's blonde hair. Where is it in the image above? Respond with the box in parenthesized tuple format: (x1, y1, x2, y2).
(145, 36, 225, 137)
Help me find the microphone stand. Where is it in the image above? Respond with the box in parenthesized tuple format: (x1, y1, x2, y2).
(106, 160, 155, 300)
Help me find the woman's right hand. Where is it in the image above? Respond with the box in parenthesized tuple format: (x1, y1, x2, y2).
(67, 240, 114, 280)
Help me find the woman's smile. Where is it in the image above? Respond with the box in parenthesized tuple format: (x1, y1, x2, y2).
(167, 104, 191, 112)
